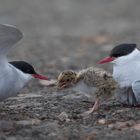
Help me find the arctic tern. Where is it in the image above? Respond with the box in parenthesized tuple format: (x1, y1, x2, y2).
(98, 43, 140, 106)
(0, 24, 49, 101)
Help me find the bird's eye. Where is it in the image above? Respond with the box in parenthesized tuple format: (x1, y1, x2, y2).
(67, 79, 70, 82)
(27, 69, 31, 72)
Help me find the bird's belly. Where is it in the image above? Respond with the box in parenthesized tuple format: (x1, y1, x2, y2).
(73, 81, 97, 99)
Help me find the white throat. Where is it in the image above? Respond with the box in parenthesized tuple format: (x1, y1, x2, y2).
(113, 49, 140, 87)
(9, 64, 32, 89)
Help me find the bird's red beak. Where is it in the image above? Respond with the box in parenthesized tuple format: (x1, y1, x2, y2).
(32, 74, 49, 80)
(97, 57, 115, 64)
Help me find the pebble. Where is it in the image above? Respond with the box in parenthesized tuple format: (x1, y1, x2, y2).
(16, 119, 41, 126)
(58, 112, 70, 122)
(98, 119, 113, 125)
(108, 120, 135, 130)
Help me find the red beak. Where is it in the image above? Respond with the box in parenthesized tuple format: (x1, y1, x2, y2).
(97, 57, 115, 64)
(32, 74, 49, 80)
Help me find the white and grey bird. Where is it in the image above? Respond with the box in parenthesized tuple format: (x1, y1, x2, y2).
(0, 24, 49, 101)
(98, 43, 140, 106)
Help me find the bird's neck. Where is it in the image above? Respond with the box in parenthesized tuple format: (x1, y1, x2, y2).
(9, 63, 32, 87)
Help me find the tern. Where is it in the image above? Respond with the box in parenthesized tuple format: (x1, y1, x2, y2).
(98, 43, 140, 106)
(0, 24, 49, 101)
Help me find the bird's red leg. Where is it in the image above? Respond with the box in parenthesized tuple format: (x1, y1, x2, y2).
(82, 98, 99, 115)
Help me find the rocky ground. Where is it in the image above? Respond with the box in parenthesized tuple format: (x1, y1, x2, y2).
(0, 0, 140, 139)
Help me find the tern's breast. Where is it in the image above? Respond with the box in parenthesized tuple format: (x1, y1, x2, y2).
(113, 62, 140, 87)
(0, 64, 32, 101)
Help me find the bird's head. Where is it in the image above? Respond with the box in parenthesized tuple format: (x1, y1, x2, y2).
(97, 44, 139, 65)
(10, 61, 49, 80)
(57, 70, 77, 90)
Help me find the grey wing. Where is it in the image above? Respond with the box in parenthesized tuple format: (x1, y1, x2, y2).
(132, 80, 140, 103)
(0, 24, 23, 55)
(115, 86, 138, 105)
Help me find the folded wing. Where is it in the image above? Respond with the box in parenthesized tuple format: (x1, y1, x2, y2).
(132, 80, 140, 103)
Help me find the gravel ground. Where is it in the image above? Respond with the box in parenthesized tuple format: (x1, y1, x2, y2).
(0, 0, 140, 139)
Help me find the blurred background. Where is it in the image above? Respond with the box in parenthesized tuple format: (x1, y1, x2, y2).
(1, 0, 140, 77)
(1, 1, 140, 139)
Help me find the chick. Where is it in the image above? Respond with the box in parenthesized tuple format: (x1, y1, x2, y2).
(57, 67, 118, 114)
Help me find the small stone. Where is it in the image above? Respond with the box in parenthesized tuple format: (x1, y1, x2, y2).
(16, 119, 41, 126)
(98, 119, 113, 125)
(116, 109, 124, 113)
(131, 123, 140, 131)
(58, 112, 70, 122)
(108, 120, 135, 130)
(0, 120, 14, 131)
(7, 136, 16, 140)
(86, 132, 97, 140)
(98, 119, 106, 124)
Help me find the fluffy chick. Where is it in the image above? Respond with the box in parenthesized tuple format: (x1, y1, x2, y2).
(57, 67, 118, 114)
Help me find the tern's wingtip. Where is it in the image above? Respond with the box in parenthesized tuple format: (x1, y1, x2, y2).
(0, 24, 23, 40)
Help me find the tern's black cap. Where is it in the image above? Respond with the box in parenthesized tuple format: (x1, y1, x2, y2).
(110, 44, 137, 57)
(9, 61, 37, 74)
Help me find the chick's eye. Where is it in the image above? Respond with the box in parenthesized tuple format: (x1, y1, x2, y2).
(67, 79, 70, 82)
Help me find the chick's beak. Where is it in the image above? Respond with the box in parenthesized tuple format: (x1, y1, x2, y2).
(97, 57, 115, 64)
(57, 82, 67, 90)
(32, 74, 49, 80)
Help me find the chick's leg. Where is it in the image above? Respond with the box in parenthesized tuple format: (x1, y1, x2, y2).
(83, 98, 99, 115)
